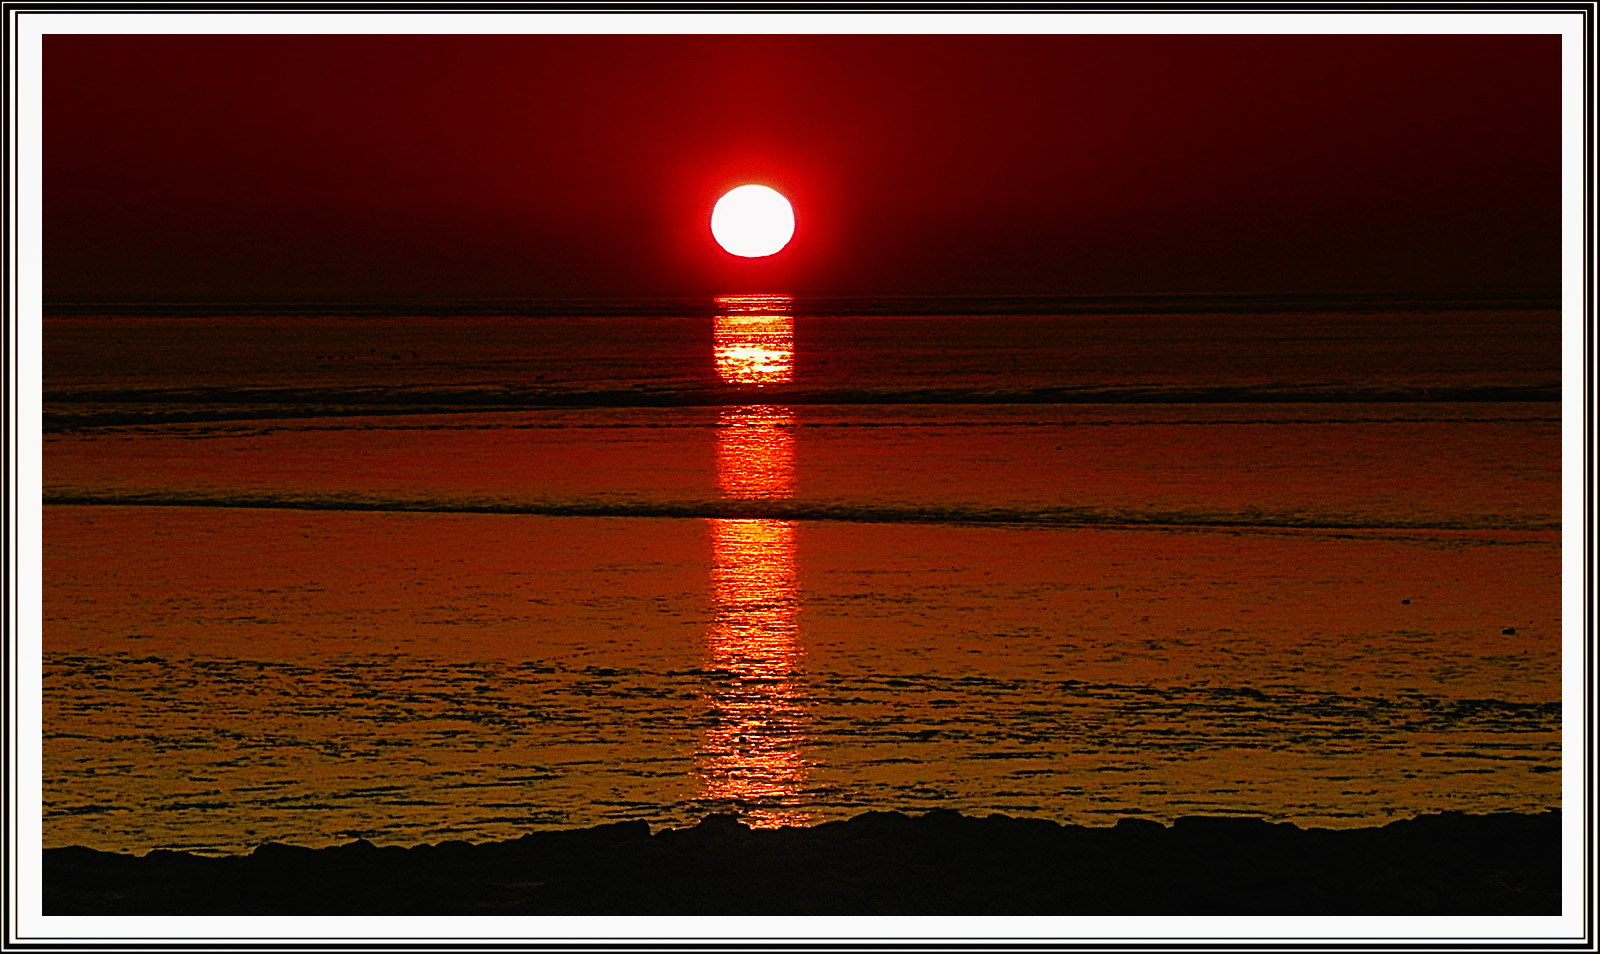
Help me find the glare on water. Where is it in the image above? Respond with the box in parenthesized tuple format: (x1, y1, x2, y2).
(713, 294, 794, 386)
(714, 406, 795, 501)
(701, 519, 810, 828)
(701, 375, 811, 828)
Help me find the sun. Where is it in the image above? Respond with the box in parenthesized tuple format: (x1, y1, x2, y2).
(711, 185, 795, 258)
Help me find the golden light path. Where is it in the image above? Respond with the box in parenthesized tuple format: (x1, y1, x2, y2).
(699, 293, 813, 828)
(713, 294, 794, 386)
(715, 406, 795, 501)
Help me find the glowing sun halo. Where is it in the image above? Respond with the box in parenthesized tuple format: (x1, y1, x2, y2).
(712, 185, 795, 258)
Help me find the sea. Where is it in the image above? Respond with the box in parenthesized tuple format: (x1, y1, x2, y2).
(40, 292, 1563, 855)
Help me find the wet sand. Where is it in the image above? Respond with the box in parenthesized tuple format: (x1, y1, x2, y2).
(45, 808, 1559, 915)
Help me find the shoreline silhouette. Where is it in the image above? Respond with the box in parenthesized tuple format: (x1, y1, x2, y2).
(46, 808, 1560, 915)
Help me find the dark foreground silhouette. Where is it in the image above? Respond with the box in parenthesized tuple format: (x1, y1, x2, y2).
(45, 809, 1559, 915)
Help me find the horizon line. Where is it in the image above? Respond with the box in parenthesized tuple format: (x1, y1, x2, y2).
(41, 287, 1562, 316)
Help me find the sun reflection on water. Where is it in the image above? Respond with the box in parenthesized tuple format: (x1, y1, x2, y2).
(715, 406, 795, 500)
(700, 299, 812, 826)
(714, 294, 794, 386)
(701, 518, 812, 828)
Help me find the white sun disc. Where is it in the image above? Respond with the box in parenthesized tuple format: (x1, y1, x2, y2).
(711, 185, 795, 258)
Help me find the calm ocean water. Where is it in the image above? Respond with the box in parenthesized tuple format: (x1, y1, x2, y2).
(42, 295, 1562, 853)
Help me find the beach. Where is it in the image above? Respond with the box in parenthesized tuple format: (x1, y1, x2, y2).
(46, 808, 1560, 915)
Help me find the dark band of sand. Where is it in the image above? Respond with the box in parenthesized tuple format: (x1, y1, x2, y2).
(45, 809, 1560, 915)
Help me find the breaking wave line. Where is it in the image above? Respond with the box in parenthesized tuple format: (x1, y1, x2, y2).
(43, 490, 1561, 535)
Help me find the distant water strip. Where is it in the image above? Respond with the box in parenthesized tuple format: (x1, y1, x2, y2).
(43, 290, 1560, 318)
(43, 490, 1561, 535)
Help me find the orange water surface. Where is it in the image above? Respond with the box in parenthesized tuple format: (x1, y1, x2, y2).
(41, 302, 1562, 853)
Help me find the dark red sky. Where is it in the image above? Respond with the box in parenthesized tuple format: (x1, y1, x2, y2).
(45, 33, 1559, 300)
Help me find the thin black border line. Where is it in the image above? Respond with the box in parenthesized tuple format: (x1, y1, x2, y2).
(21, 941, 1591, 946)
(0, 3, 1595, 11)
(5, 2, 19, 952)
(6, 11, 1587, 947)
(1581, 0, 1597, 947)
(1584, 0, 1597, 947)
(0, 939, 1590, 949)
(5, 5, 1594, 951)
